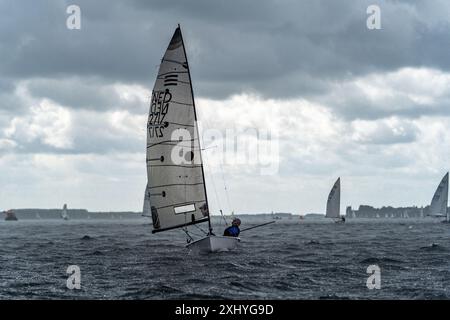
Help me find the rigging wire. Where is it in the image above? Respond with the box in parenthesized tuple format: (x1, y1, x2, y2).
(201, 148, 223, 214)
(192, 222, 208, 235)
(195, 104, 235, 219)
(219, 160, 233, 215)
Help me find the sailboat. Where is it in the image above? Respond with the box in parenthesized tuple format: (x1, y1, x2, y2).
(428, 172, 449, 222)
(61, 204, 69, 220)
(325, 177, 344, 223)
(145, 26, 240, 253)
(142, 184, 151, 218)
(3, 209, 18, 221)
(271, 211, 281, 220)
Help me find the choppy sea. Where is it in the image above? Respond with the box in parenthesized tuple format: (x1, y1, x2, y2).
(1, 217, 450, 299)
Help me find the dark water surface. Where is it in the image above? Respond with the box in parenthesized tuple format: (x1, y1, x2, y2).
(1, 218, 450, 299)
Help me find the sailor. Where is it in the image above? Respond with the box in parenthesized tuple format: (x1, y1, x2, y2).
(223, 218, 241, 237)
(341, 216, 346, 222)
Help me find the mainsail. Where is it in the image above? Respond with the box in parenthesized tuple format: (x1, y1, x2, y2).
(429, 172, 449, 218)
(326, 177, 341, 219)
(146, 26, 210, 234)
(61, 204, 69, 220)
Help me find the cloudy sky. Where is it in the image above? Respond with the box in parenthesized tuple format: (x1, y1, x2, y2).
(1, 0, 450, 214)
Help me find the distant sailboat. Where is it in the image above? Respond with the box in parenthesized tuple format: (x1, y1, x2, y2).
(3, 209, 18, 221)
(326, 177, 344, 223)
(61, 204, 69, 220)
(142, 184, 151, 218)
(146, 26, 240, 253)
(271, 211, 281, 220)
(429, 172, 449, 222)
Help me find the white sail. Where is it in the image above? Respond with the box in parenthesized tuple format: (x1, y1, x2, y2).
(146, 26, 210, 233)
(143, 184, 151, 217)
(61, 204, 69, 220)
(429, 172, 449, 218)
(326, 177, 341, 219)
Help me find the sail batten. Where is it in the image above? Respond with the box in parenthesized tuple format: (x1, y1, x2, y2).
(429, 172, 449, 218)
(326, 178, 341, 219)
(146, 26, 210, 233)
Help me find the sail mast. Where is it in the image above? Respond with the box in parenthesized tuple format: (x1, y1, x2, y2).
(178, 25, 212, 234)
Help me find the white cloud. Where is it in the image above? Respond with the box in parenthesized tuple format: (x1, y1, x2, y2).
(4, 99, 73, 149)
(0, 138, 16, 151)
(323, 67, 450, 119)
(351, 117, 418, 144)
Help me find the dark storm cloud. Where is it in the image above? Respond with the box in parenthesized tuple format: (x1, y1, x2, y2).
(1, 0, 450, 157)
(26, 78, 123, 111)
(1, 0, 449, 101)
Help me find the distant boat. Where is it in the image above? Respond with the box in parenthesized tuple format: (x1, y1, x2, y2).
(271, 211, 281, 220)
(61, 204, 69, 220)
(145, 25, 240, 253)
(36, 212, 41, 219)
(429, 172, 449, 222)
(326, 177, 345, 223)
(142, 183, 151, 218)
(4, 209, 18, 221)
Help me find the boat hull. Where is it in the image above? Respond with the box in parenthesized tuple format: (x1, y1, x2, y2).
(186, 235, 240, 253)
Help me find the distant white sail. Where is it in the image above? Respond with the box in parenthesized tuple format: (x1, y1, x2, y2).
(143, 184, 151, 217)
(146, 26, 210, 233)
(429, 172, 449, 218)
(326, 177, 341, 219)
(61, 204, 69, 220)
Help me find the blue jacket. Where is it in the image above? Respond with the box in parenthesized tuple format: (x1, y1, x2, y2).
(223, 225, 240, 237)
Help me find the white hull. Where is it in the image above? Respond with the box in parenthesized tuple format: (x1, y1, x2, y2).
(186, 235, 240, 253)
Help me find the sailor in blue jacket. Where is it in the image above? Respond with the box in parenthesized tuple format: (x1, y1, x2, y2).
(223, 218, 241, 237)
